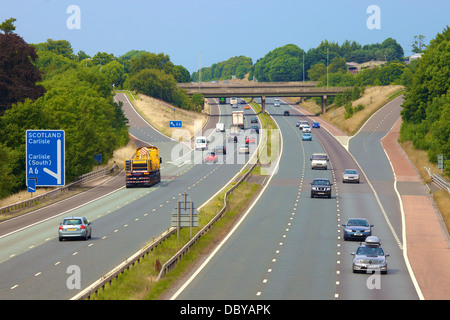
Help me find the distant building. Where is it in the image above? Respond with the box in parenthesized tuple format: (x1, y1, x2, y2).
(346, 60, 387, 73)
(406, 53, 422, 64)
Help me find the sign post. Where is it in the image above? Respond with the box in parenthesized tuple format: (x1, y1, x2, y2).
(438, 154, 444, 174)
(27, 178, 36, 197)
(26, 130, 65, 187)
(171, 192, 198, 239)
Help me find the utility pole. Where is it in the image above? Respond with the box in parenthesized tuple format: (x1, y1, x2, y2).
(199, 51, 202, 89)
(303, 51, 305, 83)
(327, 48, 329, 89)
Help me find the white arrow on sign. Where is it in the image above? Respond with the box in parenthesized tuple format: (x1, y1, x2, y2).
(43, 139, 62, 184)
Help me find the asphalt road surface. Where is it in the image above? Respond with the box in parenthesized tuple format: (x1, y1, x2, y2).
(171, 97, 420, 300)
(0, 94, 256, 299)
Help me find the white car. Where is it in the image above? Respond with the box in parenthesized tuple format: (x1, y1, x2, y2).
(216, 123, 224, 132)
(298, 121, 309, 130)
(302, 126, 311, 133)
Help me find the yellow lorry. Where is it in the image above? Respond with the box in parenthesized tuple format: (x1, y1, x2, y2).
(125, 146, 161, 188)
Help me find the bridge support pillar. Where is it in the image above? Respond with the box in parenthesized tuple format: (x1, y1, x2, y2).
(261, 96, 266, 113)
(321, 95, 327, 114)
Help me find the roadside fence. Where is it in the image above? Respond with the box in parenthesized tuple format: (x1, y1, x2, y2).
(0, 164, 119, 216)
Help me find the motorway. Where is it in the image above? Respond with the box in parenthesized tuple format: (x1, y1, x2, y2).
(0, 94, 258, 299)
(0, 92, 433, 300)
(171, 97, 420, 300)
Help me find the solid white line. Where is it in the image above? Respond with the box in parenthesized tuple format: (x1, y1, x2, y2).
(381, 128, 424, 300)
(0, 186, 124, 240)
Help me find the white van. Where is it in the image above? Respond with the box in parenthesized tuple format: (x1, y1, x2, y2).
(195, 136, 207, 150)
(216, 122, 225, 132)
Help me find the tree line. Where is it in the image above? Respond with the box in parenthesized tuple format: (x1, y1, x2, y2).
(191, 38, 405, 82)
(399, 26, 450, 175)
(0, 20, 130, 198)
(0, 16, 209, 199)
(191, 29, 449, 176)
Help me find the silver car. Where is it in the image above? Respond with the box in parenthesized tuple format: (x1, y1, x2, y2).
(351, 236, 389, 274)
(342, 169, 360, 183)
(58, 216, 92, 241)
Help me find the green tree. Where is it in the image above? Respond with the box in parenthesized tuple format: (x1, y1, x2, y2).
(328, 57, 347, 74)
(307, 63, 326, 81)
(172, 65, 191, 83)
(400, 26, 450, 172)
(92, 52, 115, 67)
(102, 60, 126, 88)
(253, 44, 304, 82)
(192, 56, 252, 82)
(129, 68, 177, 102)
(0, 17, 16, 34)
(130, 52, 174, 76)
(412, 35, 427, 53)
(33, 39, 75, 59)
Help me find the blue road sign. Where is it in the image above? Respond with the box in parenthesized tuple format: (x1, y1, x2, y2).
(26, 130, 65, 187)
(170, 120, 182, 128)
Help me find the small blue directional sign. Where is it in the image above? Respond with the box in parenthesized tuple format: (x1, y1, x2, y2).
(26, 130, 65, 187)
(94, 154, 102, 163)
(170, 120, 182, 128)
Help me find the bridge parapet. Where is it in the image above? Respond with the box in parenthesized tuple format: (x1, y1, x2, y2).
(179, 83, 352, 114)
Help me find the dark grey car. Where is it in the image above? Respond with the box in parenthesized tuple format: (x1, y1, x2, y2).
(342, 218, 373, 241)
(310, 178, 332, 198)
(59, 216, 92, 241)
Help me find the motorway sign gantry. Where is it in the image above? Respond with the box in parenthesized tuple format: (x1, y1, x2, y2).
(26, 130, 65, 187)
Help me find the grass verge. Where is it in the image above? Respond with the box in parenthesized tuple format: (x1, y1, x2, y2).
(400, 140, 450, 233)
(90, 101, 279, 300)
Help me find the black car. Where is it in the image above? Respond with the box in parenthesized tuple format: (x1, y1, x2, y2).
(284, 110, 290, 116)
(250, 117, 258, 123)
(310, 178, 333, 198)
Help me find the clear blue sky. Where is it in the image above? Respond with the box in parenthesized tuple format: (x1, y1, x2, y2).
(1, 0, 449, 73)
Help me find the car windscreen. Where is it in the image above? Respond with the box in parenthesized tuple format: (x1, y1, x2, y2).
(345, 170, 358, 174)
(347, 219, 368, 226)
(63, 219, 82, 225)
(312, 155, 327, 160)
(356, 246, 384, 256)
(313, 180, 330, 186)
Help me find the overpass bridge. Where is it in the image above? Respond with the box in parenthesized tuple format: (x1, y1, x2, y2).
(177, 81, 351, 113)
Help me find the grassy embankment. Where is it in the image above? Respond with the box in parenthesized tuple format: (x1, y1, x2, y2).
(92, 95, 279, 299)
